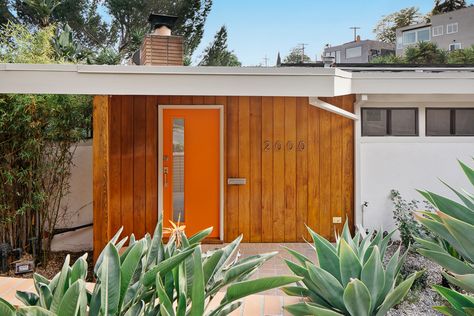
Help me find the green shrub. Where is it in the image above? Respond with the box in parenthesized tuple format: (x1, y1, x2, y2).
(415, 159, 474, 315)
(283, 222, 422, 316)
(0, 215, 300, 315)
(391, 189, 435, 248)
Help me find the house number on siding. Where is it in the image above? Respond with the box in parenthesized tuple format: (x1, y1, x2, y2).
(263, 141, 305, 152)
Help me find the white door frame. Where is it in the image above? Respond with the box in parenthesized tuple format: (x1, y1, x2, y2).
(158, 105, 225, 240)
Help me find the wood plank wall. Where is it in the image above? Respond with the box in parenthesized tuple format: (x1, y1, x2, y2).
(93, 95, 355, 256)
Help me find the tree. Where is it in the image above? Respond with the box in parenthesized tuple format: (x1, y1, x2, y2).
(198, 25, 241, 66)
(283, 46, 311, 64)
(432, 0, 467, 14)
(0, 22, 91, 259)
(373, 7, 425, 44)
(405, 41, 448, 64)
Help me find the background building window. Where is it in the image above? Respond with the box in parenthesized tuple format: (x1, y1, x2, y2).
(346, 46, 362, 59)
(362, 108, 418, 136)
(426, 108, 474, 136)
(447, 23, 458, 34)
(432, 25, 443, 36)
(449, 43, 462, 51)
(402, 27, 430, 45)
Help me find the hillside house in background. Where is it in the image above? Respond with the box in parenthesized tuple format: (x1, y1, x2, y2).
(396, 6, 474, 55)
(323, 36, 395, 63)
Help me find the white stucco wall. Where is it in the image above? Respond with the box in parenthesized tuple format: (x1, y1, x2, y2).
(51, 141, 93, 251)
(355, 94, 474, 232)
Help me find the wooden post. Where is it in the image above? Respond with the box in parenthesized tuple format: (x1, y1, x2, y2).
(92, 95, 110, 261)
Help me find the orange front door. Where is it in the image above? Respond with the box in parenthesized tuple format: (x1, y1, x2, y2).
(162, 108, 220, 238)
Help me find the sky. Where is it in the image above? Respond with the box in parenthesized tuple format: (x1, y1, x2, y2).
(191, 0, 436, 66)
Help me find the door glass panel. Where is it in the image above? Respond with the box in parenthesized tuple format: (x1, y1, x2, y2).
(172, 118, 185, 222)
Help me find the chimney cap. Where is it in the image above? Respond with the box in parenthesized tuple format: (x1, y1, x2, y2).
(148, 14, 178, 31)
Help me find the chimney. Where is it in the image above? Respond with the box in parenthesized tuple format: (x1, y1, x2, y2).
(139, 14, 183, 66)
(356, 35, 361, 42)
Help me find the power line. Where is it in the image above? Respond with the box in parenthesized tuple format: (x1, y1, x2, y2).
(298, 43, 308, 63)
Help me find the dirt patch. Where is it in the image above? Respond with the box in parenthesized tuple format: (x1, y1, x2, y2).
(0, 251, 94, 282)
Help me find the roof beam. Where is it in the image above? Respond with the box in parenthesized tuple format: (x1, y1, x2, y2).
(308, 97, 358, 120)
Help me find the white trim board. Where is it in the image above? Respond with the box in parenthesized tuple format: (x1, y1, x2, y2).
(158, 105, 225, 240)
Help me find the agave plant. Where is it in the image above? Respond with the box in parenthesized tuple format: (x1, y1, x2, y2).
(0, 214, 300, 315)
(415, 160, 474, 315)
(283, 222, 422, 316)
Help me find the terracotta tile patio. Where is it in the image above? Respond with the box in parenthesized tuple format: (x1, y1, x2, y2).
(0, 243, 312, 315)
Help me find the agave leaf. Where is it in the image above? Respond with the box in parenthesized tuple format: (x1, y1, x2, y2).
(422, 248, 474, 275)
(119, 239, 145, 309)
(281, 286, 311, 297)
(306, 263, 346, 312)
(434, 285, 474, 311)
(307, 226, 341, 282)
(414, 236, 449, 253)
(0, 297, 16, 316)
(343, 279, 371, 316)
(441, 179, 474, 211)
(379, 230, 395, 258)
(339, 239, 362, 286)
(284, 246, 312, 265)
(459, 160, 474, 187)
(418, 190, 474, 225)
(16, 291, 39, 306)
(38, 284, 53, 310)
(156, 273, 175, 316)
(361, 246, 385, 313)
(438, 211, 474, 262)
(57, 280, 87, 316)
(123, 300, 145, 316)
(190, 247, 205, 316)
(203, 248, 224, 286)
(284, 302, 344, 316)
(443, 272, 474, 293)
(17, 306, 56, 316)
(223, 276, 301, 304)
(70, 254, 88, 284)
(142, 246, 195, 287)
(375, 271, 422, 316)
(99, 243, 121, 316)
(188, 227, 213, 245)
(50, 255, 71, 313)
(432, 305, 464, 316)
(94, 227, 123, 275)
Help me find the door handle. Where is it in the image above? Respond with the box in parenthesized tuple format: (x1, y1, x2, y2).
(163, 167, 169, 188)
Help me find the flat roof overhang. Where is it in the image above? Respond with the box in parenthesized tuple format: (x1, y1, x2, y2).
(2, 64, 474, 97)
(0, 64, 351, 97)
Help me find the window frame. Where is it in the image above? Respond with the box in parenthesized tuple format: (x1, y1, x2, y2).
(426, 108, 474, 136)
(449, 42, 462, 51)
(402, 27, 431, 45)
(447, 22, 458, 34)
(432, 25, 443, 37)
(361, 107, 419, 137)
(345, 46, 362, 59)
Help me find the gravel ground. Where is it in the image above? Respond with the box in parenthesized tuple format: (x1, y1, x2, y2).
(1, 251, 94, 281)
(385, 242, 444, 316)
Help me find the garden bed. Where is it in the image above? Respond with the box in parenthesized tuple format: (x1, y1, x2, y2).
(1, 251, 94, 282)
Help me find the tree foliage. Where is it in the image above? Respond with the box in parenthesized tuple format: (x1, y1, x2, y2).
(283, 46, 311, 64)
(373, 7, 425, 44)
(448, 45, 474, 63)
(198, 25, 241, 66)
(405, 41, 448, 64)
(0, 22, 91, 257)
(1, 0, 213, 63)
(432, 0, 467, 14)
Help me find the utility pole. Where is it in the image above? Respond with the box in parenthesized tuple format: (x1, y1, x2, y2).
(349, 26, 360, 41)
(298, 43, 308, 63)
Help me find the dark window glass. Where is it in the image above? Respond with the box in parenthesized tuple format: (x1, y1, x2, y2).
(426, 109, 451, 136)
(362, 109, 387, 136)
(426, 108, 474, 136)
(391, 109, 417, 135)
(362, 108, 418, 136)
(455, 109, 474, 135)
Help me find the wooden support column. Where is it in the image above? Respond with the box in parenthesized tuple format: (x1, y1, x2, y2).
(93, 95, 110, 260)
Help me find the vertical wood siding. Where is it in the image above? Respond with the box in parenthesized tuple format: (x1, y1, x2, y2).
(93, 95, 355, 253)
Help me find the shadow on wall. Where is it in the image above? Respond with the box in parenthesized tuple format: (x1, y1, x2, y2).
(51, 141, 93, 252)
